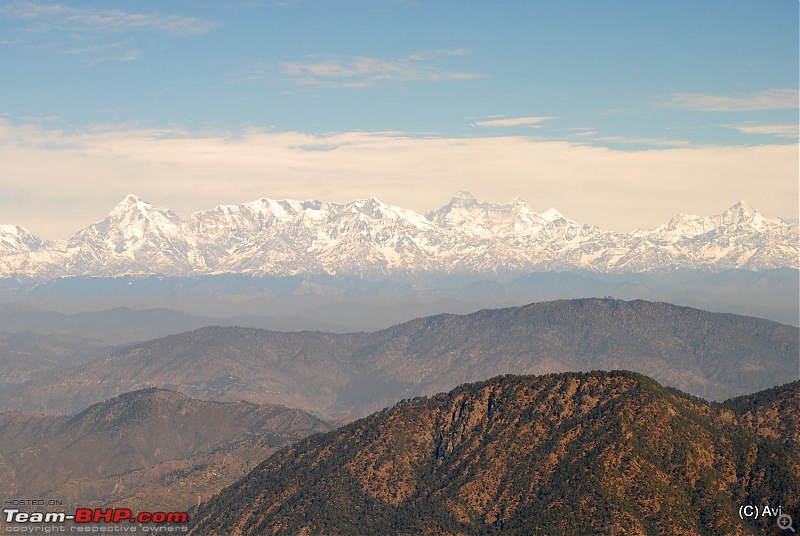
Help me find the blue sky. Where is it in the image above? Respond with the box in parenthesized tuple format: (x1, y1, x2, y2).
(0, 0, 797, 238)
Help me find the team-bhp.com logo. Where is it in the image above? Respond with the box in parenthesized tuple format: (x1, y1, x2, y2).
(4, 508, 188, 524)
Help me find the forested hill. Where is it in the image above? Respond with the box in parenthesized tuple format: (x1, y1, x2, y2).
(189, 372, 800, 535)
(2, 299, 797, 418)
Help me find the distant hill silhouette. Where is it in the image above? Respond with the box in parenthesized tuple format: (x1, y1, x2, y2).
(1, 299, 795, 418)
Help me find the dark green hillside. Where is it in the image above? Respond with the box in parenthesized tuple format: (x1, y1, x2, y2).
(723, 380, 800, 456)
(189, 372, 800, 535)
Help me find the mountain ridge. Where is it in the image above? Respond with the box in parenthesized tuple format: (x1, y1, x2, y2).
(1, 298, 795, 418)
(188, 371, 800, 535)
(0, 193, 796, 279)
(0, 387, 332, 513)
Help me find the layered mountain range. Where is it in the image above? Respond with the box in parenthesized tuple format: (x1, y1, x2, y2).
(3, 299, 795, 418)
(0, 193, 796, 279)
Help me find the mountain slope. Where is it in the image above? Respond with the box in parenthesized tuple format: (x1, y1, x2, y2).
(0, 388, 331, 512)
(188, 372, 800, 535)
(1, 299, 795, 418)
(724, 381, 800, 457)
(0, 330, 111, 384)
(0, 194, 796, 279)
(64, 194, 207, 275)
(0, 225, 42, 255)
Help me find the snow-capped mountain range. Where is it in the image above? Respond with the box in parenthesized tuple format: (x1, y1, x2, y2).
(0, 193, 796, 280)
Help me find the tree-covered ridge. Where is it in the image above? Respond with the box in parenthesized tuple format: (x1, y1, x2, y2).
(723, 380, 800, 456)
(189, 372, 800, 535)
(4, 299, 797, 418)
(0, 388, 332, 512)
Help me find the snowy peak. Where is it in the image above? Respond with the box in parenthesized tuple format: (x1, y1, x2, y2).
(451, 191, 480, 207)
(642, 201, 782, 242)
(61, 196, 203, 275)
(117, 193, 146, 209)
(190, 198, 300, 237)
(104, 194, 172, 227)
(426, 192, 477, 221)
(0, 195, 795, 278)
(75, 195, 183, 244)
(540, 208, 566, 222)
(103, 194, 176, 223)
(721, 200, 757, 223)
(642, 212, 713, 241)
(718, 200, 775, 231)
(191, 195, 433, 238)
(728, 200, 755, 214)
(109, 194, 180, 223)
(0, 225, 43, 255)
(345, 196, 392, 217)
(340, 197, 434, 230)
(427, 194, 576, 240)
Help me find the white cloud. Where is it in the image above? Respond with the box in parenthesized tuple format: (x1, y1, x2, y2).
(17, 115, 59, 123)
(725, 123, 799, 139)
(2, 2, 219, 35)
(407, 48, 469, 61)
(560, 127, 597, 138)
(593, 136, 691, 147)
(57, 40, 133, 55)
(1, 2, 216, 66)
(0, 120, 796, 239)
(474, 117, 555, 128)
(670, 88, 799, 112)
(279, 52, 482, 88)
